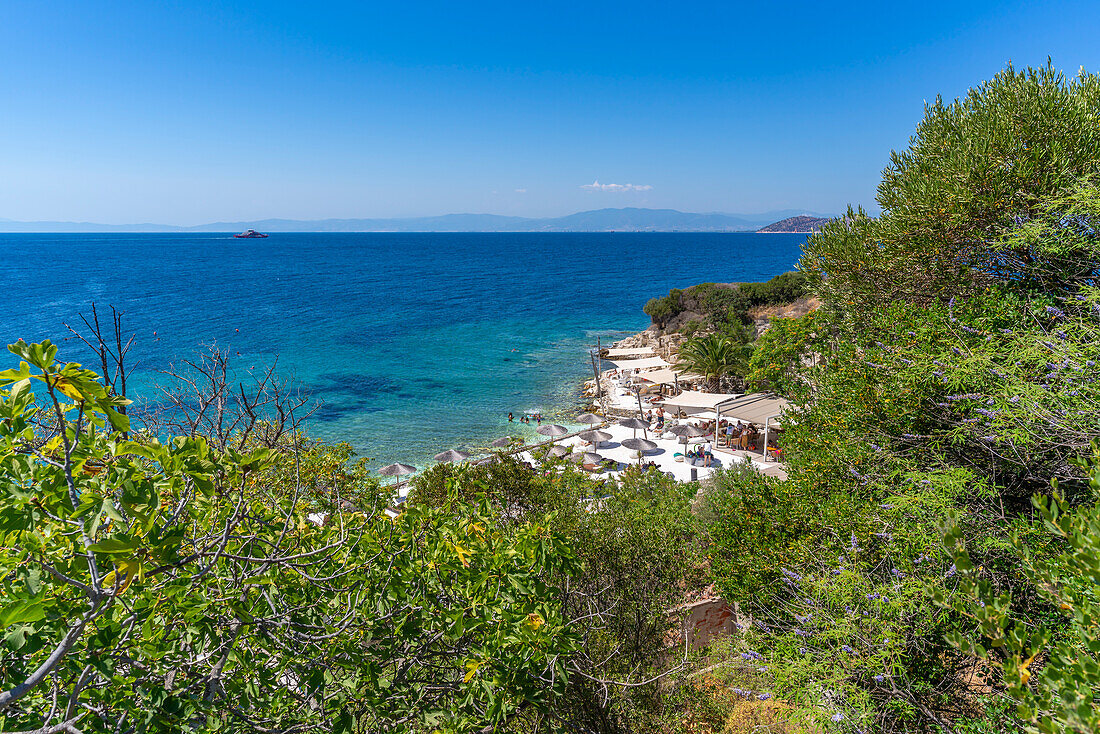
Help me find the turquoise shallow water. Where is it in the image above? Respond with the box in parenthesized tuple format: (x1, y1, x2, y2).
(0, 232, 807, 468)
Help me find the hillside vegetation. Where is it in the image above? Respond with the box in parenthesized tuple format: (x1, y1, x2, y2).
(721, 62, 1100, 731)
(643, 271, 810, 335)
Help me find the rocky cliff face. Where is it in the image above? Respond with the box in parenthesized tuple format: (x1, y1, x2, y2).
(747, 294, 821, 337)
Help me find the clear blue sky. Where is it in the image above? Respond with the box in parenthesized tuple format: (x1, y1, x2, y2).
(3, 1, 1099, 224)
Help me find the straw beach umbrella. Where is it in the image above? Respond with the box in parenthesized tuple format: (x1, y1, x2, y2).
(669, 424, 707, 454)
(576, 413, 602, 425)
(566, 451, 604, 465)
(669, 424, 706, 438)
(578, 429, 612, 448)
(547, 445, 571, 458)
(377, 462, 418, 497)
(619, 417, 650, 438)
(434, 448, 470, 463)
(621, 437, 657, 462)
(536, 424, 569, 443)
(378, 462, 418, 478)
(490, 436, 513, 448)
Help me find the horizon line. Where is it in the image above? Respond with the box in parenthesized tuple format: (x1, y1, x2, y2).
(0, 207, 835, 233)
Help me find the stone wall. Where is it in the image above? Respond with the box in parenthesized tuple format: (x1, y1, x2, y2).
(668, 597, 739, 649)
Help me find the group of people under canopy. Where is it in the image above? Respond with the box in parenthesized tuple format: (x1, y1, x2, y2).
(719, 419, 762, 450)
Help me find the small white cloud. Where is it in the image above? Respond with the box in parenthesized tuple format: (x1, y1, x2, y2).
(515, 188, 527, 193)
(581, 180, 653, 192)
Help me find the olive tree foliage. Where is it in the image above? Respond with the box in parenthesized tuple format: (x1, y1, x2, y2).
(746, 311, 824, 396)
(702, 64, 1100, 731)
(802, 63, 1100, 319)
(0, 340, 581, 733)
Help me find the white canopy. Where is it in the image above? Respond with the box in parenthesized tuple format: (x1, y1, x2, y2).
(604, 346, 656, 358)
(636, 368, 701, 385)
(715, 392, 789, 427)
(605, 356, 669, 371)
(659, 390, 741, 411)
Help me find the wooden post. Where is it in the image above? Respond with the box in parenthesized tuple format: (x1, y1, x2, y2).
(589, 352, 601, 406)
(763, 417, 771, 463)
(595, 336, 603, 402)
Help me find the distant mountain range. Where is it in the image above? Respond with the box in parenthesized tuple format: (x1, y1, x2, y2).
(756, 215, 833, 233)
(0, 208, 833, 233)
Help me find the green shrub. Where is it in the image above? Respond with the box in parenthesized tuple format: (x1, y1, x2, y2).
(703, 63, 1100, 731)
(681, 318, 704, 336)
(935, 450, 1100, 733)
(407, 454, 555, 516)
(644, 273, 808, 332)
(0, 341, 582, 733)
(802, 63, 1100, 315)
(644, 288, 685, 326)
(411, 453, 708, 731)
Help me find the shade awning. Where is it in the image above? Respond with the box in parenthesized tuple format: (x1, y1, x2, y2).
(605, 356, 669, 370)
(715, 392, 790, 427)
(636, 368, 702, 385)
(604, 346, 656, 358)
(659, 390, 741, 411)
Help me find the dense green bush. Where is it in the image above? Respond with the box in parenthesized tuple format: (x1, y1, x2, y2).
(735, 271, 809, 311)
(936, 446, 1100, 734)
(414, 459, 708, 732)
(407, 454, 561, 516)
(643, 272, 809, 332)
(802, 63, 1100, 316)
(680, 318, 704, 336)
(644, 287, 685, 326)
(703, 63, 1100, 731)
(745, 311, 822, 394)
(0, 341, 583, 733)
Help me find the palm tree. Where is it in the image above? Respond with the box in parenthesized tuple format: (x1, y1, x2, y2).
(674, 333, 749, 392)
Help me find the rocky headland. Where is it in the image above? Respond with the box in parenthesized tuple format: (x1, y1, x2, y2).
(756, 215, 832, 233)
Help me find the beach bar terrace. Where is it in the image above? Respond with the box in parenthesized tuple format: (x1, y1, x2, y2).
(714, 392, 789, 463)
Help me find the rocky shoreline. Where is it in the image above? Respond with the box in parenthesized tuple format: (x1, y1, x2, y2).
(581, 327, 688, 409)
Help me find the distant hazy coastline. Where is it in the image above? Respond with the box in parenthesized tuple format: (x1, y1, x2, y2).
(0, 207, 833, 234)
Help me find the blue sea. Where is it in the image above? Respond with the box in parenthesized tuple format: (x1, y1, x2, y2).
(0, 233, 807, 469)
